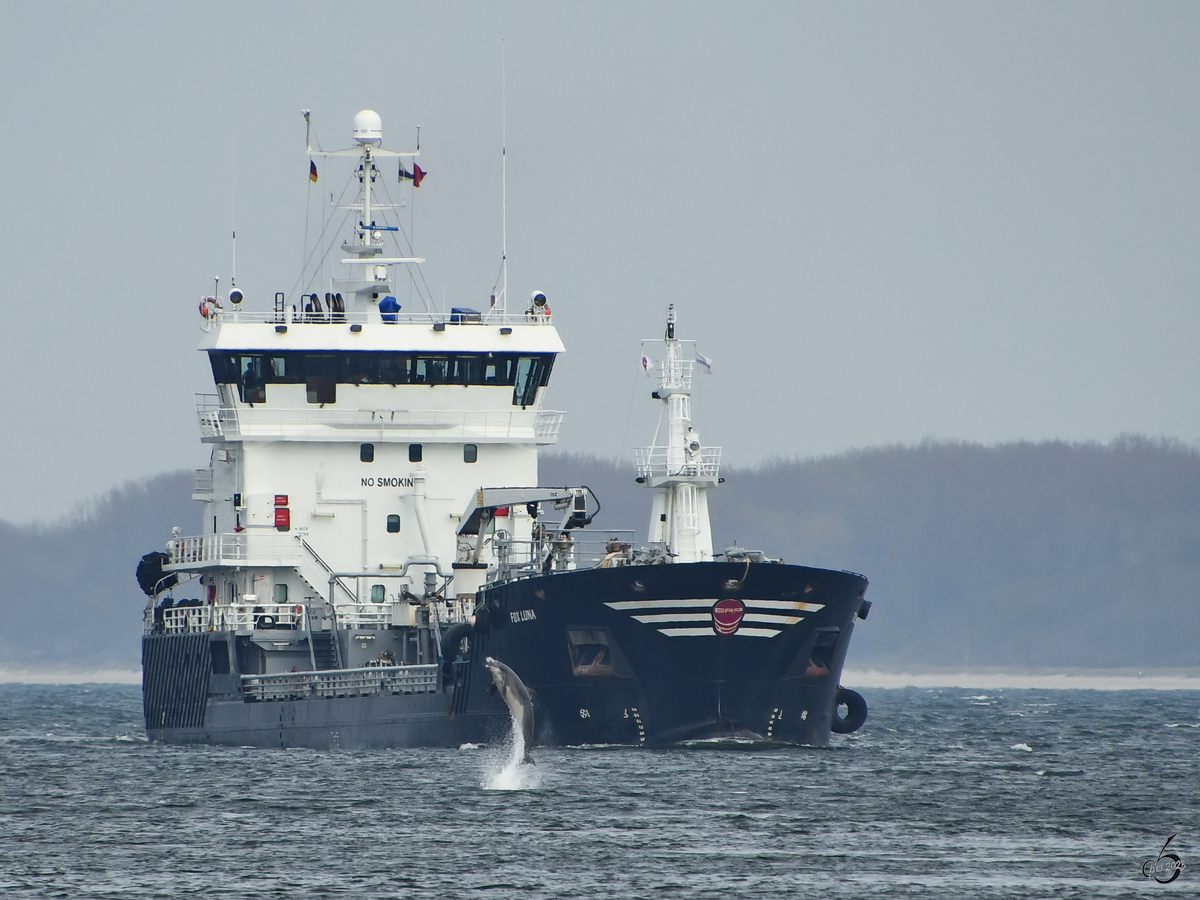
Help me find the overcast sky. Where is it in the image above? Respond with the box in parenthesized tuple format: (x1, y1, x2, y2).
(2, 2, 1198, 524)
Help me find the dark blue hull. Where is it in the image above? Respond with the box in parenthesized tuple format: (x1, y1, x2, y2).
(144, 562, 868, 749)
(473, 561, 868, 747)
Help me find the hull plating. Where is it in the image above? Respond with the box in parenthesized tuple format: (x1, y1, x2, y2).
(144, 561, 866, 749)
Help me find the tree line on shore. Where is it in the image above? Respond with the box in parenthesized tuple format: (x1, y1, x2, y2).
(3, 437, 1197, 670)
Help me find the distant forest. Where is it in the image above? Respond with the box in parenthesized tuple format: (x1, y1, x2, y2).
(4, 438, 1199, 671)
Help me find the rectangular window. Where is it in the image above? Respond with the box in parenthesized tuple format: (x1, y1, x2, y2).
(513, 355, 553, 407)
(415, 357, 448, 385)
(370, 584, 387, 603)
(209, 641, 231, 675)
(306, 354, 337, 404)
(272, 583, 288, 603)
(386, 514, 401, 533)
(238, 356, 268, 404)
(409, 444, 422, 462)
(360, 443, 375, 463)
(463, 444, 478, 463)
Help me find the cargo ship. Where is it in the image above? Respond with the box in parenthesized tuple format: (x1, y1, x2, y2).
(139, 109, 871, 749)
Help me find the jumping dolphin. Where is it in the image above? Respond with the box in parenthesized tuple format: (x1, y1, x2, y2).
(484, 656, 535, 765)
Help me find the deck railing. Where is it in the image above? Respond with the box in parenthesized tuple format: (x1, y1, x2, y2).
(634, 446, 722, 481)
(490, 528, 640, 582)
(195, 395, 563, 443)
(167, 532, 302, 568)
(159, 602, 307, 635)
(208, 309, 553, 328)
(241, 664, 439, 701)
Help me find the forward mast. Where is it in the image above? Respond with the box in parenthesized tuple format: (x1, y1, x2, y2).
(636, 305, 721, 562)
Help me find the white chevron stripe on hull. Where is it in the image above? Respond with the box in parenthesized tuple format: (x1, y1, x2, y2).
(606, 599, 717, 610)
(746, 599, 825, 612)
(606, 597, 820, 636)
(605, 598, 824, 613)
(657, 626, 781, 638)
(631, 611, 803, 627)
(743, 613, 804, 626)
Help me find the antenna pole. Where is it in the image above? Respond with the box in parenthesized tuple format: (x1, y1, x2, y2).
(501, 41, 508, 315)
(302, 110, 312, 290)
(231, 124, 237, 289)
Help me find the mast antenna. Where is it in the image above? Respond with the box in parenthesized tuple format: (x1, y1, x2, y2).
(230, 124, 237, 292)
(501, 40, 508, 315)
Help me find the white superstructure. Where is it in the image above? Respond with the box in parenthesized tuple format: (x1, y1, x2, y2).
(159, 111, 564, 662)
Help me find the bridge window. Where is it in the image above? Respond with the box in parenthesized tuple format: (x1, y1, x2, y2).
(239, 357, 267, 404)
(464, 444, 477, 463)
(513, 355, 552, 407)
(209, 351, 555, 395)
(305, 354, 336, 404)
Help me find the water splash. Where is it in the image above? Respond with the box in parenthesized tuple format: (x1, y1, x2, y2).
(481, 720, 542, 791)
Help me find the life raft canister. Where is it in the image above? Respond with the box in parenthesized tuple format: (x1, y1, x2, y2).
(830, 687, 868, 734)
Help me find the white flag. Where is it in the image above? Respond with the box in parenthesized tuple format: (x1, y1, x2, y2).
(640, 354, 654, 375)
(696, 352, 714, 373)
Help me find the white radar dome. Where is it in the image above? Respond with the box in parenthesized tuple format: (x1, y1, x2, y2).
(352, 109, 383, 145)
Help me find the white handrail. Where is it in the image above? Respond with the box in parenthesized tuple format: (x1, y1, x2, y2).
(158, 602, 307, 634)
(195, 397, 564, 443)
(241, 664, 439, 701)
(210, 308, 553, 327)
(635, 445, 722, 479)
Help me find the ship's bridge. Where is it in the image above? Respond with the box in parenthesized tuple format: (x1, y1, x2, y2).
(197, 309, 565, 443)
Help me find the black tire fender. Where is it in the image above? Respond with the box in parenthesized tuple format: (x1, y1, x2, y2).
(439, 621, 474, 680)
(831, 687, 868, 734)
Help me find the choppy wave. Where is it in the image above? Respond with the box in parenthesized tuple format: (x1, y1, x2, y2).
(7, 665, 1200, 691)
(843, 667, 1200, 690)
(1, 683, 1197, 898)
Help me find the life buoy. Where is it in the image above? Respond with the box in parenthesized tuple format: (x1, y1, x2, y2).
(830, 687, 868, 734)
(199, 297, 222, 319)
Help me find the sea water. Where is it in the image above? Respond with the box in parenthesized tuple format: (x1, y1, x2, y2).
(0, 683, 1196, 898)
